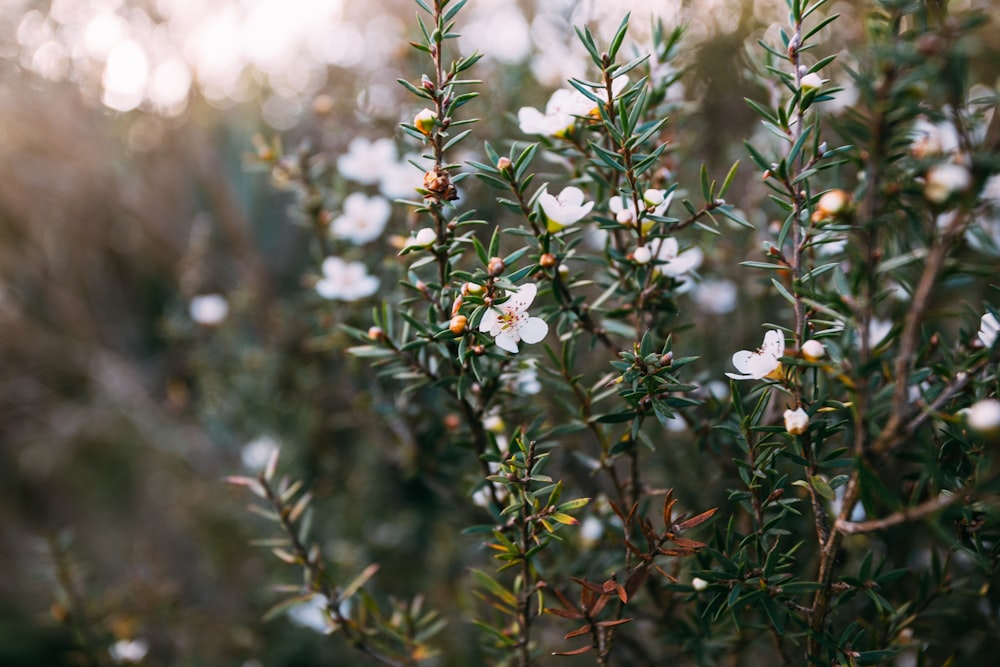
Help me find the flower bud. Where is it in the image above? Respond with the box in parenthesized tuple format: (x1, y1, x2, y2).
(496, 156, 512, 172)
(800, 72, 825, 91)
(451, 294, 463, 316)
(616, 209, 636, 225)
(924, 163, 972, 204)
(801, 339, 826, 361)
(965, 399, 1000, 435)
(449, 314, 468, 335)
(643, 189, 665, 208)
(367, 326, 384, 340)
(312, 94, 335, 117)
(692, 577, 709, 592)
(558, 264, 570, 277)
(814, 189, 851, 220)
(488, 256, 505, 277)
(633, 246, 652, 264)
(443, 413, 461, 430)
(462, 282, 485, 296)
(414, 108, 436, 135)
(784, 407, 810, 436)
(539, 253, 557, 269)
(407, 227, 437, 249)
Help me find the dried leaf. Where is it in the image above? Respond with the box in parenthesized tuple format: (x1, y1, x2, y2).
(553, 645, 593, 656)
(674, 507, 718, 532)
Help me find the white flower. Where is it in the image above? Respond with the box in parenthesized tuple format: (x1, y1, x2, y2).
(726, 329, 785, 381)
(924, 163, 971, 204)
(692, 279, 738, 315)
(378, 157, 423, 200)
(911, 117, 960, 158)
(316, 257, 379, 302)
(978, 312, 999, 348)
(337, 137, 397, 185)
(538, 186, 594, 231)
(189, 293, 229, 326)
(691, 577, 709, 592)
(330, 193, 391, 245)
(783, 407, 810, 435)
(288, 594, 335, 634)
(966, 399, 1000, 433)
(517, 88, 592, 137)
(650, 237, 703, 278)
(241, 435, 279, 470)
(109, 639, 149, 664)
(479, 283, 549, 353)
(609, 190, 672, 231)
(517, 77, 627, 137)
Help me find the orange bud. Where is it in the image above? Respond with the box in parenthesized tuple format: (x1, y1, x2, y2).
(449, 315, 468, 335)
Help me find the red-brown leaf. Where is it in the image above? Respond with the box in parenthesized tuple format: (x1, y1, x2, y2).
(674, 507, 718, 531)
(564, 625, 592, 639)
(553, 645, 593, 656)
(596, 617, 633, 628)
(671, 537, 707, 550)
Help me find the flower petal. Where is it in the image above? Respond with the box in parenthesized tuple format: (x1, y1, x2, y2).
(495, 332, 520, 353)
(518, 317, 549, 344)
(506, 283, 537, 312)
(731, 350, 758, 375)
(762, 330, 785, 357)
(479, 309, 499, 335)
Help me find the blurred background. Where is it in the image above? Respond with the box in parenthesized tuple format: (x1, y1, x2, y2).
(1, 0, 998, 665)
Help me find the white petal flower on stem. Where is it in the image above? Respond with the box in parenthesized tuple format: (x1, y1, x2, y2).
(517, 88, 592, 137)
(726, 329, 785, 381)
(978, 312, 999, 348)
(330, 193, 391, 245)
(650, 237, 703, 277)
(478, 283, 548, 353)
(337, 137, 397, 185)
(610, 190, 672, 231)
(538, 186, 594, 231)
(517, 77, 627, 138)
(316, 257, 379, 302)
